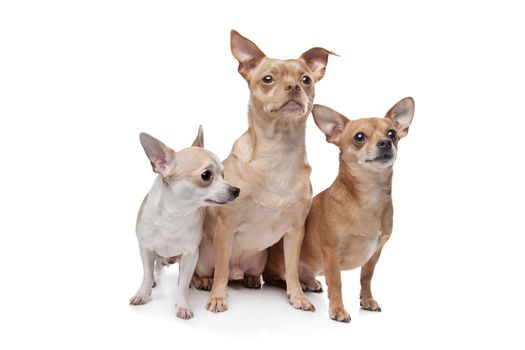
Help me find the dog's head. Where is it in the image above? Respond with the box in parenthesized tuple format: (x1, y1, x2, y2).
(231, 30, 335, 121)
(312, 97, 415, 171)
(139, 126, 240, 206)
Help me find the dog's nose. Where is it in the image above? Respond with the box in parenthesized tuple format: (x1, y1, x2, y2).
(229, 187, 240, 198)
(285, 84, 301, 95)
(377, 139, 392, 150)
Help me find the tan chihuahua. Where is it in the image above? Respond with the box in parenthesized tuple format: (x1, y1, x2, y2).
(192, 30, 335, 313)
(264, 97, 415, 322)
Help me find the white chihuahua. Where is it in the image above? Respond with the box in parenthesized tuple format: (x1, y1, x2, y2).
(129, 127, 240, 319)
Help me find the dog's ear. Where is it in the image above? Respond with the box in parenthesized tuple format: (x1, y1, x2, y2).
(139, 133, 176, 176)
(300, 48, 336, 82)
(312, 104, 349, 145)
(385, 97, 415, 138)
(231, 30, 266, 79)
(191, 125, 204, 148)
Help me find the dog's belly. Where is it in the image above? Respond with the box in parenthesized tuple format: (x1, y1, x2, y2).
(228, 249, 268, 279)
(338, 234, 379, 270)
(152, 244, 184, 259)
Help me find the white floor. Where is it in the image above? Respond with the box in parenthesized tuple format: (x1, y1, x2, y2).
(120, 265, 438, 347)
(66, 248, 522, 349)
(5, 235, 522, 350)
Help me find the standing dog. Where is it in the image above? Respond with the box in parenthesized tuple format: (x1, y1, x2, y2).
(264, 97, 415, 322)
(192, 30, 334, 313)
(130, 127, 240, 319)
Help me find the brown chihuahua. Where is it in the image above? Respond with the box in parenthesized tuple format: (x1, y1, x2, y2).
(264, 97, 414, 322)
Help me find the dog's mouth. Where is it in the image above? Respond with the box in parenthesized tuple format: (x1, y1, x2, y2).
(205, 199, 229, 205)
(366, 153, 393, 163)
(276, 100, 304, 114)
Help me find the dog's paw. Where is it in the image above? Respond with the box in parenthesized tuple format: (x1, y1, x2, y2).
(360, 297, 382, 312)
(288, 293, 315, 311)
(192, 275, 213, 291)
(242, 275, 262, 289)
(329, 306, 351, 323)
(206, 295, 228, 313)
(176, 306, 194, 320)
(129, 294, 151, 305)
(302, 279, 323, 293)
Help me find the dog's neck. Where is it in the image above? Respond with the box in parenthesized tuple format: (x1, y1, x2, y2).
(332, 158, 393, 206)
(146, 176, 203, 219)
(247, 105, 308, 160)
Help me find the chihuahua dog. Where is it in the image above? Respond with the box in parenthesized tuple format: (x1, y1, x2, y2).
(192, 30, 334, 313)
(264, 97, 415, 322)
(129, 127, 240, 319)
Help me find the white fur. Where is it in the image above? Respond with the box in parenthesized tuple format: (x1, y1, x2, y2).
(137, 177, 203, 258)
(130, 176, 203, 319)
(130, 135, 239, 319)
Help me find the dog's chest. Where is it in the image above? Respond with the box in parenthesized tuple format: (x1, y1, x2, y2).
(250, 156, 311, 208)
(338, 232, 380, 270)
(235, 168, 311, 251)
(225, 131, 312, 251)
(335, 201, 392, 269)
(137, 214, 201, 258)
(233, 200, 309, 251)
(228, 134, 311, 209)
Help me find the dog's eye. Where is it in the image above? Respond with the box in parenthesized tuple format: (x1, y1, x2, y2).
(262, 75, 274, 84)
(387, 130, 397, 139)
(354, 132, 366, 143)
(302, 75, 312, 85)
(201, 170, 212, 181)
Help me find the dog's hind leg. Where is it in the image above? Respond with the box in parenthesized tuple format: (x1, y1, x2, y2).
(263, 238, 286, 288)
(299, 265, 323, 293)
(192, 273, 214, 291)
(241, 250, 268, 289)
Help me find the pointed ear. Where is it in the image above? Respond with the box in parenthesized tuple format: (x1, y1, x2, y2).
(139, 133, 176, 175)
(191, 125, 204, 148)
(312, 105, 349, 145)
(385, 97, 415, 138)
(230, 30, 266, 79)
(300, 48, 337, 82)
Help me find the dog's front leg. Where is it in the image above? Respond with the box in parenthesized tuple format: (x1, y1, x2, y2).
(283, 228, 315, 311)
(207, 217, 233, 313)
(360, 249, 383, 312)
(322, 247, 350, 322)
(175, 250, 199, 319)
(129, 246, 155, 305)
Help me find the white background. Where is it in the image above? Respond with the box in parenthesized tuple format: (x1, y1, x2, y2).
(1, 0, 524, 349)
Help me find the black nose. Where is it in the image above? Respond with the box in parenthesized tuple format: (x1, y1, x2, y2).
(377, 139, 392, 150)
(229, 187, 240, 198)
(285, 84, 301, 95)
